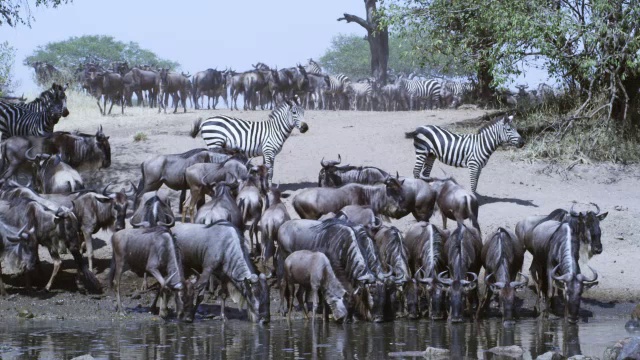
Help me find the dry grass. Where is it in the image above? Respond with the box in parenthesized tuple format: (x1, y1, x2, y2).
(133, 132, 148, 142)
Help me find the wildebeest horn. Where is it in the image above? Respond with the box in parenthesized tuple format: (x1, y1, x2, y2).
(415, 267, 433, 284)
(436, 271, 453, 286)
(157, 215, 175, 228)
(510, 272, 529, 289)
(25, 147, 38, 161)
(358, 273, 375, 284)
(551, 263, 573, 283)
(162, 271, 178, 290)
(577, 265, 598, 284)
(102, 182, 113, 196)
(589, 202, 600, 215)
(462, 272, 478, 285)
(371, 216, 382, 229)
(125, 181, 137, 197)
(378, 265, 394, 280)
(569, 203, 579, 217)
(130, 220, 150, 228)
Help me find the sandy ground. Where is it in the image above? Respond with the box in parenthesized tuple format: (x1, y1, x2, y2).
(0, 94, 638, 321)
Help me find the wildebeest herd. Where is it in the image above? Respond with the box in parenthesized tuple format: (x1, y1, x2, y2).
(0, 84, 607, 328)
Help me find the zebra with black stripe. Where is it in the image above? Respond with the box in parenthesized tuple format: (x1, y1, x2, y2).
(305, 58, 322, 74)
(444, 81, 474, 98)
(324, 74, 351, 110)
(347, 82, 374, 111)
(190, 96, 308, 182)
(401, 78, 442, 110)
(0, 83, 69, 140)
(405, 115, 524, 193)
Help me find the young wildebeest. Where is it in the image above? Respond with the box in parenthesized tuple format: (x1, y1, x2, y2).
(404, 222, 448, 320)
(292, 177, 406, 220)
(28, 153, 84, 194)
(237, 165, 268, 253)
(423, 176, 480, 235)
(282, 250, 348, 322)
(172, 221, 271, 323)
(317, 155, 389, 187)
(477, 227, 528, 324)
(258, 184, 291, 266)
(194, 182, 243, 229)
(438, 222, 482, 322)
(0, 223, 36, 295)
(109, 226, 192, 320)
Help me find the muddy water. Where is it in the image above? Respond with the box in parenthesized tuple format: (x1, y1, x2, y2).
(0, 317, 630, 359)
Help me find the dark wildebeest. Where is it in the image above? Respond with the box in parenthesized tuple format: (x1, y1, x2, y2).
(277, 218, 376, 321)
(317, 155, 389, 187)
(109, 226, 192, 320)
(130, 192, 175, 229)
(237, 165, 269, 252)
(131, 67, 159, 107)
(172, 221, 271, 323)
(192, 69, 225, 110)
(193, 182, 243, 230)
(0, 198, 101, 292)
(0, 222, 37, 295)
(88, 70, 124, 115)
(28, 153, 84, 194)
(158, 69, 190, 113)
(422, 176, 480, 234)
(404, 222, 448, 320)
(524, 205, 601, 323)
(317, 205, 382, 229)
(438, 222, 482, 322)
(136, 148, 227, 213)
(292, 177, 406, 220)
(373, 225, 412, 316)
(397, 177, 439, 222)
(1, 126, 110, 180)
(257, 184, 291, 267)
(477, 227, 528, 324)
(282, 250, 348, 322)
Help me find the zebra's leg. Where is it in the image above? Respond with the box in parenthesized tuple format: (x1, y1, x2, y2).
(263, 152, 275, 185)
(469, 164, 482, 194)
(413, 152, 427, 178)
(422, 154, 437, 179)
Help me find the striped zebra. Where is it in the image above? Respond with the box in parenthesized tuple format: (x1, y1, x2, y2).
(347, 82, 374, 111)
(401, 78, 442, 110)
(190, 96, 308, 182)
(324, 74, 351, 110)
(305, 59, 322, 74)
(405, 115, 524, 193)
(0, 83, 69, 140)
(444, 81, 474, 98)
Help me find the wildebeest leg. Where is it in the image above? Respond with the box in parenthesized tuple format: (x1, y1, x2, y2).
(441, 212, 448, 230)
(530, 264, 541, 315)
(114, 258, 126, 315)
(96, 99, 105, 116)
(476, 286, 493, 319)
(82, 229, 94, 272)
(44, 249, 62, 291)
(147, 268, 167, 315)
(182, 90, 187, 113)
(0, 265, 5, 296)
(179, 190, 186, 217)
(310, 286, 319, 321)
(543, 265, 554, 318)
(296, 285, 309, 319)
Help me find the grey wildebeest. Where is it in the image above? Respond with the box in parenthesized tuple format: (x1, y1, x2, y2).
(158, 69, 190, 114)
(193, 182, 243, 230)
(292, 177, 406, 220)
(397, 177, 438, 222)
(276, 218, 377, 321)
(404, 222, 448, 320)
(317, 205, 381, 229)
(373, 225, 412, 315)
(109, 226, 192, 320)
(88, 70, 124, 115)
(282, 250, 348, 322)
(439, 222, 482, 322)
(0, 222, 37, 295)
(172, 221, 270, 323)
(423, 176, 480, 234)
(477, 227, 528, 324)
(130, 67, 159, 107)
(237, 165, 268, 252)
(130, 192, 175, 228)
(0, 197, 101, 292)
(258, 184, 291, 266)
(192, 68, 226, 110)
(28, 153, 84, 194)
(523, 206, 601, 323)
(317, 155, 389, 187)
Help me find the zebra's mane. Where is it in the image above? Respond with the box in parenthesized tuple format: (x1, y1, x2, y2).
(476, 117, 504, 134)
(268, 101, 293, 122)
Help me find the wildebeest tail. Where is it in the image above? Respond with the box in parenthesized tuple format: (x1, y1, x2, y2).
(190, 118, 204, 138)
(71, 249, 103, 293)
(466, 195, 481, 235)
(405, 130, 418, 139)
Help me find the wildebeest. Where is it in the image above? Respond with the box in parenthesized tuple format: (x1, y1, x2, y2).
(109, 226, 192, 320)
(373, 225, 411, 315)
(292, 177, 406, 220)
(319, 205, 381, 229)
(88, 70, 124, 115)
(172, 221, 271, 323)
(158, 69, 190, 113)
(438, 222, 482, 322)
(130, 67, 159, 107)
(423, 176, 480, 234)
(318, 155, 389, 187)
(192, 68, 226, 110)
(396, 177, 439, 222)
(237, 165, 268, 252)
(282, 250, 348, 322)
(130, 192, 175, 228)
(404, 222, 448, 320)
(523, 206, 600, 323)
(28, 153, 84, 194)
(477, 227, 528, 324)
(257, 184, 290, 266)
(0, 222, 37, 295)
(193, 182, 243, 229)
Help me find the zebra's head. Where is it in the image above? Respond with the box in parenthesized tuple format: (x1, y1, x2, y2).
(46, 83, 70, 118)
(285, 95, 308, 133)
(499, 115, 524, 148)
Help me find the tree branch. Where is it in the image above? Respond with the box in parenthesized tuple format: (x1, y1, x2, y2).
(337, 13, 372, 32)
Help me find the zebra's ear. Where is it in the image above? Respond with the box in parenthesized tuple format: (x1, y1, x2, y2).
(506, 114, 515, 123)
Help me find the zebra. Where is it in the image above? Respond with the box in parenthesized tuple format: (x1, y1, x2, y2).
(443, 81, 475, 107)
(305, 58, 322, 74)
(347, 82, 374, 111)
(405, 115, 525, 193)
(401, 78, 442, 110)
(324, 74, 351, 110)
(189, 96, 308, 182)
(0, 83, 69, 140)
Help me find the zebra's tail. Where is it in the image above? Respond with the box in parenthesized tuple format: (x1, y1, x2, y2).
(190, 118, 204, 138)
(405, 130, 418, 139)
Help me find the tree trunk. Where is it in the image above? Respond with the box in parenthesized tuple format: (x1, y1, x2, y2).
(338, 0, 389, 84)
(477, 60, 494, 107)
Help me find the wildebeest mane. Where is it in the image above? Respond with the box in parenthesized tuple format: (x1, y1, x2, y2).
(177, 148, 208, 159)
(141, 226, 172, 235)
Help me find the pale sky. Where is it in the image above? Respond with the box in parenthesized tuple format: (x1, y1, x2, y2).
(1, 0, 551, 95)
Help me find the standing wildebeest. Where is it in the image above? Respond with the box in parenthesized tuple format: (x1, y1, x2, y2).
(172, 221, 271, 323)
(190, 96, 308, 183)
(397, 177, 439, 222)
(282, 250, 348, 322)
(131, 67, 159, 107)
(523, 206, 601, 323)
(317, 155, 389, 187)
(423, 176, 480, 234)
(477, 227, 528, 324)
(135, 148, 225, 213)
(438, 222, 482, 322)
(158, 69, 190, 113)
(319, 205, 381, 229)
(292, 177, 406, 220)
(28, 153, 84, 194)
(404, 222, 448, 320)
(406, 115, 524, 193)
(258, 184, 291, 266)
(110, 226, 192, 320)
(88, 70, 124, 115)
(0, 223, 37, 295)
(192, 69, 225, 110)
(193, 182, 243, 230)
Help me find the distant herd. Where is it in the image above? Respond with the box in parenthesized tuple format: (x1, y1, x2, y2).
(0, 84, 608, 327)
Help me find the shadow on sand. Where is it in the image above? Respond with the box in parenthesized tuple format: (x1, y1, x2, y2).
(477, 193, 538, 208)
